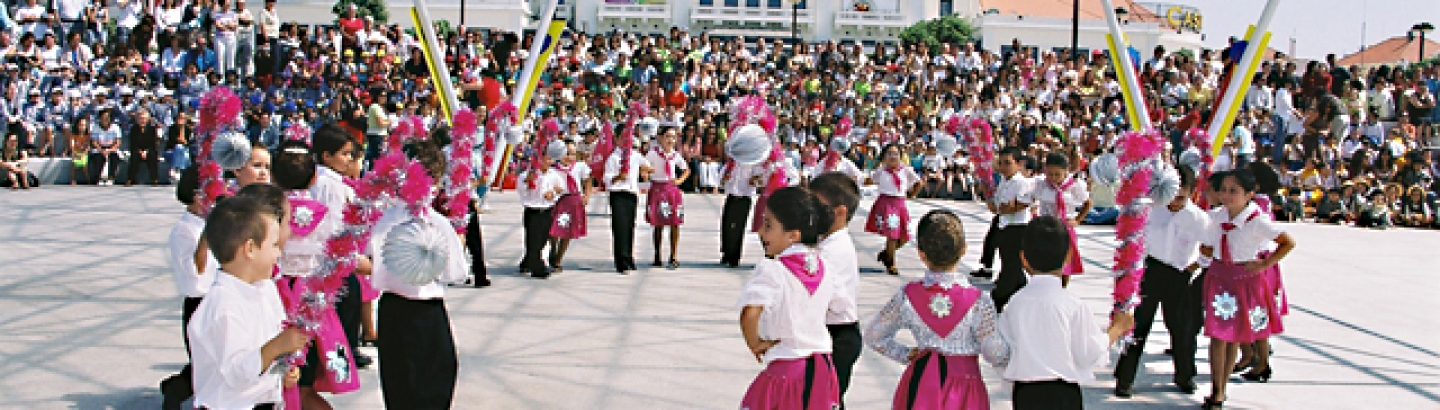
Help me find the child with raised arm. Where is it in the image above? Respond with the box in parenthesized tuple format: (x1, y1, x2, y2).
(190, 196, 311, 410)
(865, 210, 1010, 410)
(736, 186, 842, 410)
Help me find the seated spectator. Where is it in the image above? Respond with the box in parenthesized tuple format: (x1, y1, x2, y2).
(1397, 185, 1434, 228)
(2, 133, 33, 189)
(1314, 188, 1349, 224)
(1276, 188, 1305, 222)
(1357, 191, 1392, 229)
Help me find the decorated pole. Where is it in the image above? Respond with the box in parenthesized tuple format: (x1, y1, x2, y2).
(411, 0, 461, 123)
(1206, 0, 1281, 158)
(1101, 0, 1151, 131)
(484, 0, 562, 183)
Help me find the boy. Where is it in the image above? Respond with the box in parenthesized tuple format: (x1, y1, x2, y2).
(809, 172, 863, 407)
(160, 167, 219, 410)
(998, 216, 1133, 410)
(190, 196, 310, 409)
(991, 147, 1033, 311)
(1315, 188, 1348, 224)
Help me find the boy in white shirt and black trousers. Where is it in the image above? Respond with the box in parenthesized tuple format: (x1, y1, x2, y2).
(370, 138, 471, 408)
(160, 166, 219, 410)
(519, 140, 566, 279)
(998, 216, 1133, 410)
(1114, 164, 1209, 397)
(190, 196, 311, 410)
(719, 159, 762, 268)
(809, 172, 863, 407)
(990, 147, 1033, 311)
(603, 132, 652, 274)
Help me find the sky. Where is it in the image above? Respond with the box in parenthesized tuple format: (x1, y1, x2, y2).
(1169, 0, 1439, 60)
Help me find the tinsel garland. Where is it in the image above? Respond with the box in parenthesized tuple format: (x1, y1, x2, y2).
(481, 102, 519, 182)
(1185, 128, 1215, 208)
(441, 108, 479, 233)
(1111, 130, 1165, 316)
(193, 87, 244, 215)
(960, 118, 997, 195)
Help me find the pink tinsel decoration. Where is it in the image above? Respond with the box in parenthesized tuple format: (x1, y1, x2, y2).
(1111, 130, 1162, 317)
(193, 87, 244, 215)
(441, 108, 480, 233)
(835, 116, 853, 139)
(284, 123, 312, 144)
(1185, 128, 1215, 208)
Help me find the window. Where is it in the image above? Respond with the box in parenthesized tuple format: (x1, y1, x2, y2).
(700, 0, 713, 5)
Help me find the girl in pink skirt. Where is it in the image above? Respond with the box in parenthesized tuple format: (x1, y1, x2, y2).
(738, 187, 842, 410)
(865, 210, 1009, 410)
(866, 144, 921, 275)
(1198, 169, 1296, 409)
(1033, 153, 1091, 287)
(647, 128, 691, 269)
(549, 140, 592, 273)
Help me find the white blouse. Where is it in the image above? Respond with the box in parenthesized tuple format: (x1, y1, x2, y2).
(871, 166, 920, 197)
(1203, 202, 1284, 263)
(864, 270, 1010, 365)
(519, 168, 565, 208)
(645, 148, 687, 183)
(279, 190, 343, 278)
(736, 245, 838, 364)
(1032, 176, 1090, 220)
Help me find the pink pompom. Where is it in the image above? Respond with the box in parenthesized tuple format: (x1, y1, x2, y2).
(452, 108, 479, 137)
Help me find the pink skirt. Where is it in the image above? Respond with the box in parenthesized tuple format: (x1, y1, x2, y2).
(549, 194, 588, 239)
(1061, 224, 1083, 276)
(865, 195, 911, 241)
(751, 194, 769, 233)
(893, 353, 988, 410)
(741, 354, 840, 410)
(1203, 261, 1285, 343)
(1261, 251, 1288, 316)
(646, 181, 685, 226)
(357, 271, 380, 303)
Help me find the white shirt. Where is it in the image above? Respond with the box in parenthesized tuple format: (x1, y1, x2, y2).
(189, 272, 288, 409)
(519, 168, 564, 208)
(819, 229, 859, 325)
(645, 148, 687, 182)
(872, 166, 920, 197)
(1033, 176, 1089, 220)
(735, 245, 837, 363)
(994, 174, 1034, 227)
(997, 275, 1110, 383)
(817, 156, 864, 182)
(1145, 199, 1210, 270)
(722, 162, 762, 197)
(279, 190, 343, 278)
(1202, 203, 1284, 263)
(603, 149, 651, 192)
(369, 206, 470, 300)
(168, 212, 218, 297)
(309, 166, 356, 210)
(558, 161, 590, 195)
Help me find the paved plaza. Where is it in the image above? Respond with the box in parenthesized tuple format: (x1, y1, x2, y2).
(1, 186, 1437, 409)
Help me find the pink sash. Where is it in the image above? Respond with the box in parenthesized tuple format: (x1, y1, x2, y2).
(779, 253, 825, 295)
(287, 198, 328, 238)
(1050, 179, 1084, 275)
(903, 282, 981, 338)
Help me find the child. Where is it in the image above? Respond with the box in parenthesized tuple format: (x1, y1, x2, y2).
(190, 196, 311, 409)
(865, 210, 1010, 410)
(1314, 188, 1348, 224)
(519, 140, 566, 279)
(309, 125, 373, 369)
(1032, 152, 1091, 286)
(810, 172, 864, 406)
(1199, 170, 1295, 409)
(997, 216, 1133, 410)
(646, 128, 691, 269)
(719, 159, 763, 268)
(369, 137, 470, 409)
(548, 140, 592, 273)
(737, 186, 842, 410)
(159, 166, 219, 410)
(866, 143, 922, 275)
(603, 126, 653, 274)
(990, 147, 1033, 311)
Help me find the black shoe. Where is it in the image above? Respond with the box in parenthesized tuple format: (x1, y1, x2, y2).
(355, 353, 373, 369)
(652, 258, 663, 267)
(1232, 358, 1253, 373)
(1114, 383, 1134, 398)
(1202, 396, 1225, 409)
(533, 268, 552, 279)
(1164, 348, 1175, 356)
(517, 263, 529, 274)
(159, 377, 187, 410)
(472, 277, 491, 288)
(970, 267, 993, 279)
(1177, 380, 1198, 394)
(1241, 366, 1272, 382)
(667, 259, 679, 270)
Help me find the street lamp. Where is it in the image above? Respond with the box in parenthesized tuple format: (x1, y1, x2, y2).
(1115, 7, 1129, 24)
(790, 0, 801, 45)
(1414, 22, 1435, 63)
(1070, 0, 1079, 63)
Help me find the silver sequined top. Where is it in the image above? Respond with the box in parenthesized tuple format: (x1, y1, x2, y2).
(863, 270, 1011, 366)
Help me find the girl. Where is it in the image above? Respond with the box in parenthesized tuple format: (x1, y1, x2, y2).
(235, 141, 273, 186)
(1032, 152, 1091, 286)
(646, 128, 690, 269)
(867, 143, 922, 275)
(69, 117, 91, 185)
(309, 125, 374, 371)
(737, 186, 842, 410)
(2, 134, 30, 189)
(1199, 170, 1296, 409)
(865, 210, 1009, 410)
(817, 136, 864, 183)
(548, 140, 591, 273)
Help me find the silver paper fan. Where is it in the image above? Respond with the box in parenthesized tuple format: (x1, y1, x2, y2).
(726, 124, 773, 165)
(637, 117, 660, 140)
(1089, 153, 1121, 186)
(1178, 148, 1202, 172)
(829, 136, 850, 153)
(934, 134, 959, 157)
(381, 220, 452, 286)
(211, 131, 253, 170)
(545, 139, 568, 161)
(1149, 161, 1182, 204)
(505, 125, 526, 145)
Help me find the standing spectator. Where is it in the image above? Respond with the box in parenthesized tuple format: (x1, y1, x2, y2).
(53, 0, 88, 44)
(233, 0, 255, 77)
(211, 0, 237, 75)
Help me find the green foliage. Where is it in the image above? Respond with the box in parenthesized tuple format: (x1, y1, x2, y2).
(406, 20, 460, 41)
(1174, 48, 1196, 60)
(333, 0, 389, 24)
(899, 16, 975, 54)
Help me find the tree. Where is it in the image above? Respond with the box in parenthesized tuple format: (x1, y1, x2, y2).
(333, 0, 389, 24)
(899, 16, 975, 54)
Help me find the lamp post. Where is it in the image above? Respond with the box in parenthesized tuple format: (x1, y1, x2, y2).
(1070, 0, 1079, 63)
(1414, 22, 1435, 63)
(791, 0, 800, 45)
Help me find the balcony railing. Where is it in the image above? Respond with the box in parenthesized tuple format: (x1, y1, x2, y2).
(835, 11, 906, 27)
(692, 6, 813, 23)
(598, 3, 672, 19)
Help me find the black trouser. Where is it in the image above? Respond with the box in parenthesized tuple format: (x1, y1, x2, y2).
(993, 224, 1029, 312)
(610, 191, 639, 271)
(978, 215, 1000, 269)
(522, 206, 554, 273)
(1114, 257, 1199, 387)
(1188, 269, 1207, 340)
(335, 273, 363, 360)
(827, 322, 862, 409)
(1012, 380, 1083, 410)
(720, 195, 753, 265)
(89, 151, 121, 182)
(465, 200, 487, 281)
(161, 297, 204, 402)
(377, 294, 457, 410)
(128, 149, 159, 185)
